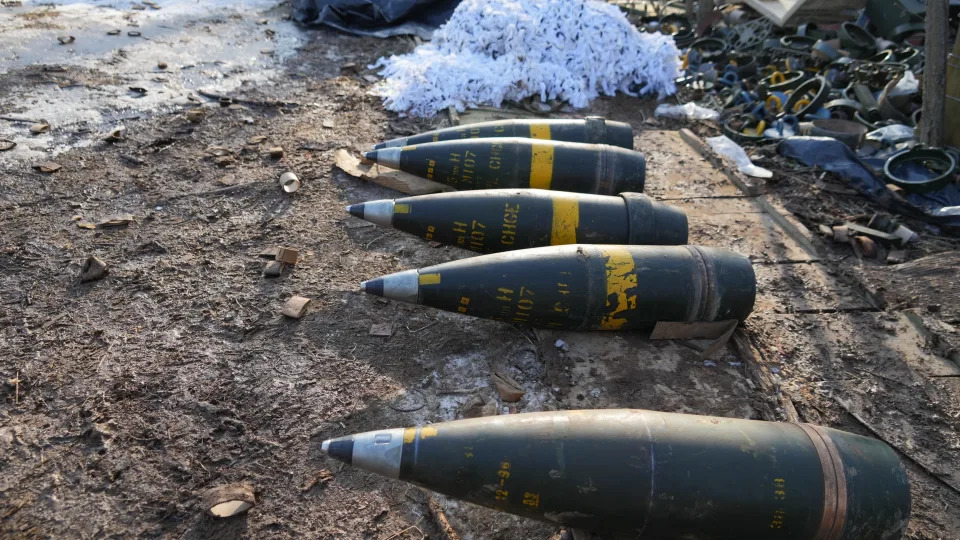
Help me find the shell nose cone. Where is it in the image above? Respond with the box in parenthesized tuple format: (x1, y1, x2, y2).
(360, 278, 384, 296)
(363, 150, 377, 161)
(347, 203, 365, 219)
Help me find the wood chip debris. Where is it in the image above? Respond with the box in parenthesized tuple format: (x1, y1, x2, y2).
(299, 469, 335, 492)
(275, 247, 299, 265)
(492, 371, 524, 402)
(246, 135, 268, 145)
(29, 122, 50, 135)
(0, 139, 15, 151)
(32, 162, 61, 173)
(97, 214, 135, 228)
(282, 296, 311, 319)
(200, 483, 256, 518)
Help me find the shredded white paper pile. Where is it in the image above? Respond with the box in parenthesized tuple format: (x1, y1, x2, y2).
(370, 0, 681, 117)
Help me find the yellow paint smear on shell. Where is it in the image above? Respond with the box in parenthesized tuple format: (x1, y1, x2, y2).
(419, 273, 441, 285)
(394, 203, 411, 214)
(403, 428, 416, 444)
(529, 124, 551, 140)
(600, 247, 638, 330)
(420, 426, 439, 439)
(529, 143, 554, 189)
(550, 196, 579, 245)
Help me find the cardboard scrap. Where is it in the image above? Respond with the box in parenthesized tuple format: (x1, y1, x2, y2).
(333, 148, 451, 195)
(650, 320, 739, 360)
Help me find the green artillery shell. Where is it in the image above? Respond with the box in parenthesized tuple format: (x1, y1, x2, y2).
(373, 116, 634, 150)
(347, 189, 687, 252)
(321, 409, 910, 539)
(360, 244, 755, 329)
(362, 137, 645, 195)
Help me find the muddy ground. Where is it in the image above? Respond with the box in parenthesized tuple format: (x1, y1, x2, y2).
(2, 2, 960, 539)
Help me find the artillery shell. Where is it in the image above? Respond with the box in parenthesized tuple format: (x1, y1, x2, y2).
(374, 116, 634, 150)
(360, 244, 755, 330)
(362, 137, 645, 195)
(347, 189, 687, 252)
(321, 409, 910, 539)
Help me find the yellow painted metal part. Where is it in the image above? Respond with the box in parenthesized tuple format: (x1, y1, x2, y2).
(599, 247, 638, 330)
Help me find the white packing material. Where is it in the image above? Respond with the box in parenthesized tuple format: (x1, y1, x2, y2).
(706, 135, 773, 179)
(654, 102, 720, 121)
(370, 0, 680, 117)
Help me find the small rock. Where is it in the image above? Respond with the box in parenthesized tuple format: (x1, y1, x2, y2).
(129, 86, 148, 95)
(266, 146, 284, 159)
(107, 29, 121, 36)
(322, 119, 335, 129)
(157, 61, 168, 70)
(57, 35, 75, 45)
(554, 339, 569, 352)
(282, 296, 311, 319)
(362, 74, 379, 83)
(29, 122, 50, 135)
(128, 31, 142, 37)
(246, 135, 268, 145)
(0, 139, 15, 151)
(80, 256, 108, 282)
(262, 261, 283, 277)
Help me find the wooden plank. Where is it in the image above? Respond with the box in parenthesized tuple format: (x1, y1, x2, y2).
(677, 128, 823, 260)
(921, 0, 949, 147)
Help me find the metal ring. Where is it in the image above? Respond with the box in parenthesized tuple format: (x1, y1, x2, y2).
(784, 76, 832, 119)
(884, 148, 957, 194)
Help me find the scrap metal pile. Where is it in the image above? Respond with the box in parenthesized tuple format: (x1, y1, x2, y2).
(644, 3, 960, 229)
(339, 118, 913, 537)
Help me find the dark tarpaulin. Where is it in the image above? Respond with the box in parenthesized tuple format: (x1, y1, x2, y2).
(778, 137, 960, 229)
(292, 0, 461, 39)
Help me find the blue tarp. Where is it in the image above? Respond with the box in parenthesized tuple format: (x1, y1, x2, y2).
(778, 137, 960, 228)
(293, 0, 461, 39)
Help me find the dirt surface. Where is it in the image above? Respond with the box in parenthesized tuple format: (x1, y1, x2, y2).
(3, 2, 960, 539)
